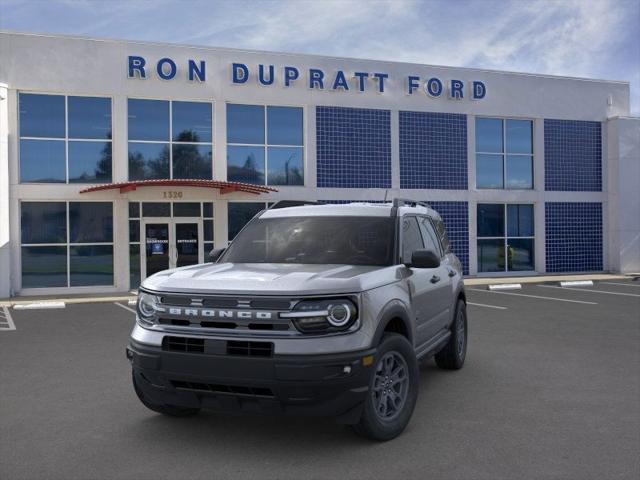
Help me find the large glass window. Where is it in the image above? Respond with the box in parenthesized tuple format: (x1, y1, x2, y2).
(477, 204, 535, 272)
(20, 202, 114, 288)
(19, 93, 112, 184)
(128, 99, 213, 180)
(227, 104, 304, 186)
(476, 118, 533, 189)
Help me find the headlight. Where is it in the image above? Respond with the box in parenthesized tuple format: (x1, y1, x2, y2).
(281, 298, 358, 334)
(137, 291, 160, 324)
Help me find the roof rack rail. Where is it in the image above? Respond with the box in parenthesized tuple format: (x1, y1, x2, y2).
(268, 200, 322, 210)
(390, 198, 431, 216)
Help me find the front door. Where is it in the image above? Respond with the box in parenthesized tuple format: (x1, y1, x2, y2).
(174, 220, 201, 268)
(142, 218, 203, 279)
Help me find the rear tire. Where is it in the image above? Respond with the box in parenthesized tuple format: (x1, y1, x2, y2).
(435, 299, 467, 370)
(352, 333, 419, 441)
(132, 371, 200, 417)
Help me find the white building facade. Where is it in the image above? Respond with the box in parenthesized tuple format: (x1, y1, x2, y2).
(0, 32, 638, 297)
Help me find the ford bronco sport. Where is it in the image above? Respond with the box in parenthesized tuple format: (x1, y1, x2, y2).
(127, 199, 467, 440)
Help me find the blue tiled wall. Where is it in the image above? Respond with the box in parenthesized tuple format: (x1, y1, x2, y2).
(544, 119, 602, 191)
(399, 111, 467, 190)
(316, 106, 391, 188)
(545, 202, 602, 272)
(430, 201, 469, 275)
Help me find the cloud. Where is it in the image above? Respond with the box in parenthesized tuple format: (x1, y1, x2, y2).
(1, 0, 638, 113)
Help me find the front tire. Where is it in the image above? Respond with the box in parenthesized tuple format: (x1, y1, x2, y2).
(132, 371, 200, 417)
(353, 333, 419, 441)
(435, 299, 467, 370)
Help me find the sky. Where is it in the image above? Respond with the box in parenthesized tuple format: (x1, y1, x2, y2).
(1, 0, 638, 114)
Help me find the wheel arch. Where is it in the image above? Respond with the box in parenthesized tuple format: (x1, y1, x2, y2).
(371, 303, 414, 347)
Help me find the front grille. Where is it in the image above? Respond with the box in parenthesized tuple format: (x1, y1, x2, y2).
(171, 380, 274, 397)
(152, 294, 299, 335)
(227, 340, 273, 357)
(162, 336, 273, 357)
(249, 298, 292, 310)
(162, 336, 204, 353)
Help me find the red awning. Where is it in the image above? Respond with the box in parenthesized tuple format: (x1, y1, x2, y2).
(79, 179, 278, 195)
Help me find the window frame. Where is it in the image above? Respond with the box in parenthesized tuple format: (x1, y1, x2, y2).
(226, 103, 306, 186)
(475, 116, 534, 190)
(127, 98, 214, 181)
(19, 200, 115, 289)
(476, 203, 536, 273)
(18, 92, 114, 184)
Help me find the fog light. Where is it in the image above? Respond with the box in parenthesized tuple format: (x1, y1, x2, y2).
(362, 355, 374, 366)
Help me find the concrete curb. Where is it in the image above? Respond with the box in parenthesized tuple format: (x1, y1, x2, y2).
(463, 274, 631, 286)
(0, 295, 136, 308)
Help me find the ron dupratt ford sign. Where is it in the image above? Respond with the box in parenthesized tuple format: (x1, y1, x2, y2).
(127, 55, 487, 100)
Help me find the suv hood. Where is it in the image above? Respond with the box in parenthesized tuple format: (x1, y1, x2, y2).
(142, 262, 400, 296)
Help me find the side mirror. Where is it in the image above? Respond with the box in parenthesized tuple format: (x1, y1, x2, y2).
(209, 248, 226, 262)
(407, 249, 440, 269)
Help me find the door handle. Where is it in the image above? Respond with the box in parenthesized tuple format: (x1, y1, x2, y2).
(430, 275, 441, 284)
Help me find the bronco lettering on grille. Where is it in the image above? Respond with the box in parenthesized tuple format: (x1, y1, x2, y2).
(166, 308, 273, 320)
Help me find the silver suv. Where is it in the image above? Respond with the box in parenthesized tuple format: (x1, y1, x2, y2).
(127, 199, 467, 440)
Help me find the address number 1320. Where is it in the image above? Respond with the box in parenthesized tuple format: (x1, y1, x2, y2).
(163, 191, 183, 199)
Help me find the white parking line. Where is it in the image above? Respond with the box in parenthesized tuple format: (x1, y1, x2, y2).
(467, 288, 598, 305)
(14, 301, 66, 310)
(468, 302, 507, 310)
(601, 282, 640, 288)
(539, 285, 640, 298)
(0, 306, 16, 331)
(114, 302, 137, 314)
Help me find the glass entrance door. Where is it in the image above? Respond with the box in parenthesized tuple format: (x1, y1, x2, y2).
(144, 222, 170, 277)
(141, 219, 203, 279)
(175, 221, 200, 268)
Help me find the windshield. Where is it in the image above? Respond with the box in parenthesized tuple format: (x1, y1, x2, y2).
(221, 216, 395, 266)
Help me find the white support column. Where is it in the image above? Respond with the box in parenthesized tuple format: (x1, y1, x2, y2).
(214, 101, 227, 181)
(391, 109, 400, 191)
(112, 95, 128, 183)
(113, 198, 129, 291)
(466, 115, 477, 275)
(607, 117, 640, 273)
(0, 83, 10, 297)
(466, 115, 476, 193)
(305, 105, 317, 188)
(213, 200, 228, 248)
(533, 117, 546, 273)
(467, 199, 478, 276)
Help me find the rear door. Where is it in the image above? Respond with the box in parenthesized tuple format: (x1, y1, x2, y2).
(418, 216, 453, 333)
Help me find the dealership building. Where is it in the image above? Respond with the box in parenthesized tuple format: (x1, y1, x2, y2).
(0, 31, 638, 297)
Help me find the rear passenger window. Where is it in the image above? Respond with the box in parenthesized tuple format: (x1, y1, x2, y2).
(435, 219, 451, 254)
(401, 217, 424, 263)
(419, 217, 442, 257)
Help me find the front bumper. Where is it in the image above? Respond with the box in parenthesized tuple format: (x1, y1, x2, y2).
(128, 339, 376, 423)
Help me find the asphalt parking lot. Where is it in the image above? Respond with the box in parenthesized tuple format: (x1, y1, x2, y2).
(1, 280, 639, 480)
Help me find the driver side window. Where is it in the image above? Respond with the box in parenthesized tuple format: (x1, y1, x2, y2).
(402, 217, 424, 263)
(419, 217, 442, 258)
